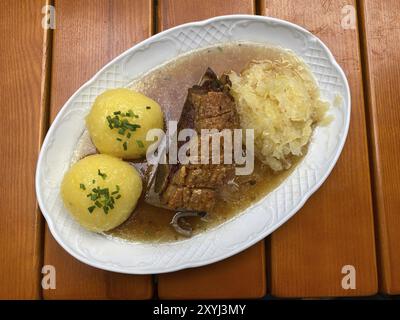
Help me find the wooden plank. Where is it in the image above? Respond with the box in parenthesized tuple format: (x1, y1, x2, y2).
(158, 241, 266, 299)
(43, 0, 154, 299)
(360, 0, 400, 294)
(158, 0, 255, 28)
(0, 0, 50, 299)
(156, 0, 266, 299)
(260, 0, 378, 297)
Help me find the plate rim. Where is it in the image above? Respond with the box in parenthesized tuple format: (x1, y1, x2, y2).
(36, 14, 351, 274)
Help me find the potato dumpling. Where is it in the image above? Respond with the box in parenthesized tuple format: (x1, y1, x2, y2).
(61, 154, 142, 232)
(86, 88, 164, 159)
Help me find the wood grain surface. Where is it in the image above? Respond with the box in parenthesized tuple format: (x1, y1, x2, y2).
(3, 0, 398, 299)
(43, 0, 154, 299)
(158, 241, 266, 299)
(0, 0, 49, 299)
(360, 0, 400, 294)
(157, 0, 255, 29)
(156, 0, 266, 299)
(260, 0, 378, 297)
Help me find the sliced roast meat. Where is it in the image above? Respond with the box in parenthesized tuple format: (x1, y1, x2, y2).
(145, 68, 240, 212)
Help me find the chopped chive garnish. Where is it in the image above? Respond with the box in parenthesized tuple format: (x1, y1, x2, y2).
(79, 183, 86, 190)
(86, 182, 122, 215)
(98, 169, 107, 180)
(127, 109, 139, 118)
(125, 123, 140, 131)
(136, 140, 144, 148)
(90, 194, 98, 201)
(146, 106, 151, 109)
(95, 200, 102, 208)
(106, 116, 113, 128)
(92, 179, 96, 184)
(106, 110, 141, 148)
(113, 118, 121, 127)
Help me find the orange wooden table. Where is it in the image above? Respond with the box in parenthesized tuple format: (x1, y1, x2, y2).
(1, 0, 399, 299)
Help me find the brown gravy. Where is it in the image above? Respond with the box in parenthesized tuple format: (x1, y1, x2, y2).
(107, 42, 306, 242)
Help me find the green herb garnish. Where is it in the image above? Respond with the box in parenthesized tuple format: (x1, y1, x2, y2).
(86, 184, 121, 215)
(126, 109, 139, 118)
(95, 200, 102, 208)
(98, 169, 107, 180)
(111, 185, 120, 195)
(79, 183, 86, 190)
(90, 194, 98, 201)
(123, 141, 127, 150)
(106, 111, 141, 150)
(124, 122, 140, 131)
(146, 106, 151, 110)
(136, 140, 144, 148)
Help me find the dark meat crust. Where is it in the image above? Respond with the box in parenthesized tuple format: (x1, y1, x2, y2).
(169, 165, 230, 188)
(192, 91, 235, 119)
(161, 184, 216, 212)
(158, 68, 240, 212)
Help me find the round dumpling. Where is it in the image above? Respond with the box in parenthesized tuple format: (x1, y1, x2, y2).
(61, 154, 142, 232)
(86, 88, 164, 159)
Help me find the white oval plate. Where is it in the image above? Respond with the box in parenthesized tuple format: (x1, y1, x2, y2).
(36, 15, 350, 274)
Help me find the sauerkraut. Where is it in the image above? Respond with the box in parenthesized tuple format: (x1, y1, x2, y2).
(229, 58, 329, 171)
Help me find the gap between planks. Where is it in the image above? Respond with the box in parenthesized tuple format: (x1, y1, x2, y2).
(37, 0, 55, 300)
(355, 0, 383, 293)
